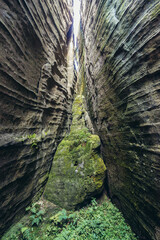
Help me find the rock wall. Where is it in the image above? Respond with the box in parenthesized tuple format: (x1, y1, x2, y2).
(0, 0, 75, 235)
(80, 0, 160, 239)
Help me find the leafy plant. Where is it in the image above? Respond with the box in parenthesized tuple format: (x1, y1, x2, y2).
(27, 133, 38, 149)
(20, 227, 32, 240)
(26, 203, 45, 226)
(3, 199, 137, 240)
(50, 209, 75, 227)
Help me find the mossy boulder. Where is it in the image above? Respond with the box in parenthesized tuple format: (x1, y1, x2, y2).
(44, 95, 106, 209)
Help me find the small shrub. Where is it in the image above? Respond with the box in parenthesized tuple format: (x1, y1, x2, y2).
(27, 134, 38, 149)
(26, 203, 45, 226)
(20, 227, 32, 240)
(50, 209, 76, 227)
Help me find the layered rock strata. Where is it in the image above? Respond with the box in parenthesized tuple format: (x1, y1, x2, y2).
(80, 0, 160, 239)
(0, 0, 75, 235)
(44, 94, 106, 209)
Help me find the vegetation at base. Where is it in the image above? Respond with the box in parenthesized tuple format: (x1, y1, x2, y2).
(3, 199, 137, 240)
(25, 203, 45, 226)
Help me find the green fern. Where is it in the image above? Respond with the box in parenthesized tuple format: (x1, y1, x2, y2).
(26, 203, 45, 226)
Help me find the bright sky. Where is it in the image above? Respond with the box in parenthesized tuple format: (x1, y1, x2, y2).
(73, 0, 81, 47)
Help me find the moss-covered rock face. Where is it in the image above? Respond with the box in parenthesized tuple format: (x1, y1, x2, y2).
(44, 95, 106, 209)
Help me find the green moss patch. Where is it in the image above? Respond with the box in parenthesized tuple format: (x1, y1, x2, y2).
(44, 95, 106, 209)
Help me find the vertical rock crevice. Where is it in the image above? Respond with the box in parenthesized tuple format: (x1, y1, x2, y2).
(0, 0, 160, 239)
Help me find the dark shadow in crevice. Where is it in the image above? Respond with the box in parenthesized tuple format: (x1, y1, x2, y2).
(104, 171, 111, 199)
(67, 23, 73, 45)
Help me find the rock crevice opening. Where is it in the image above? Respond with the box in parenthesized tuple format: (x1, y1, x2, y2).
(0, 1, 160, 240)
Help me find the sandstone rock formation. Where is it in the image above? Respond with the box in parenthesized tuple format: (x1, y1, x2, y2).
(80, 0, 160, 239)
(0, 0, 75, 235)
(1, 0, 160, 239)
(44, 94, 106, 209)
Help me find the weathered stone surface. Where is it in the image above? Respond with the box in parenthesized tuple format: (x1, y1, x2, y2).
(0, 0, 75, 235)
(80, 0, 160, 239)
(44, 94, 106, 209)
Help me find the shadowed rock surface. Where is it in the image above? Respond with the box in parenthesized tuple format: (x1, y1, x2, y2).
(0, 0, 75, 235)
(44, 94, 106, 209)
(80, 0, 160, 239)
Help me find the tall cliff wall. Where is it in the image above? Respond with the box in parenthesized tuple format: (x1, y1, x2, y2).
(80, 0, 160, 239)
(0, 0, 75, 235)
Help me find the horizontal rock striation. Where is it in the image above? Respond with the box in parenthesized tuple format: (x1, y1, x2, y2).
(0, 0, 75, 236)
(80, 0, 160, 239)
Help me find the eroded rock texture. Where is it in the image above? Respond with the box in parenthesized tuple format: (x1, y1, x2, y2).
(0, 0, 75, 235)
(80, 0, 160, 239)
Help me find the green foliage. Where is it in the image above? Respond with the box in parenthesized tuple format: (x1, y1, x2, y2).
(26, 203, 45, 226)
(20, 227, 32, 240)
(17, 130, 49, 148)
(2, 223, 24, 240)
(5, 233, 19, 240)
(3, 199, 137, 240)
(27, 133, 38, 149)
(49, 209, 77, 228)
(50, 199, 137, 240)
(50, 209, 67, 225)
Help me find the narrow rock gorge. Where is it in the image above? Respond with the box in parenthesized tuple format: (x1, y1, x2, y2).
(44, 94, 106, 210)
(0, 0, 75, 236)
(79, 0, 160, 239)
(0, 0, 160, 240)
